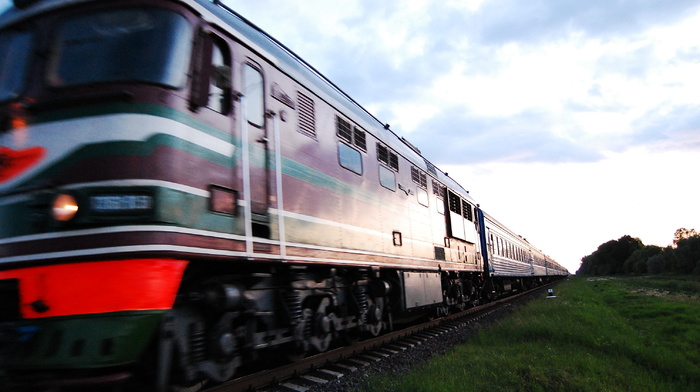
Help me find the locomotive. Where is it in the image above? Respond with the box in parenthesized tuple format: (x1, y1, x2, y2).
(0, 0, 568, 390)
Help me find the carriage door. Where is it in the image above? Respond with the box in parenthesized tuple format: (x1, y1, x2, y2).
(241, 62, 271, 228)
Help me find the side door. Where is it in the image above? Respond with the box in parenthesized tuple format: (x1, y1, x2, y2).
(239, 60, 270, 218)
(188, 30, 239, 215)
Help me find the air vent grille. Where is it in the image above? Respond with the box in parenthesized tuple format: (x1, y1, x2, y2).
(297, 91, 316, 137)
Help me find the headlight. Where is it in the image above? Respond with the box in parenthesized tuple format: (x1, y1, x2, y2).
(52, 193, 79, 221)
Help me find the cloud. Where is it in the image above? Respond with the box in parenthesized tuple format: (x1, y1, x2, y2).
(632, 105, 700, 151)
(380, 1, 700, 165)
(474, 0, 700, 45)
(407, 108, 603, 165)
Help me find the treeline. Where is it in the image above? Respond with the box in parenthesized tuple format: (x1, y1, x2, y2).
(576, 228, 700, 276)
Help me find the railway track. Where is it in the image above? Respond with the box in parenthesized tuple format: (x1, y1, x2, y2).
(202, 283, 557, 392)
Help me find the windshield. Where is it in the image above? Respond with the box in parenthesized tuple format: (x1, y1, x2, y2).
(0, 30, 32, 102)
(47, 8, 192, 88)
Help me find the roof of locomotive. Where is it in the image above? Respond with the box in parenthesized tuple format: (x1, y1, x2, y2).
(0, 0, 475, 204)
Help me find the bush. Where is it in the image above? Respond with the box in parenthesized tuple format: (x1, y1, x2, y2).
(675, 236, 700, 275)
(576, 235, 644, 275)
(624, 245, 662, 274)
(647, 254, 665, 274)
(578, 229, 700, 276)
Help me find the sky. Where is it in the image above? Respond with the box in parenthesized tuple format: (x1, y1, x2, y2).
(2, 0, 699, 273)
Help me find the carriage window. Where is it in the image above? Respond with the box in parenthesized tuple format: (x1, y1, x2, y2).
(436, 199, 445, 215)
(379, 165, 396, 191)
(417, 188, 429, 207)
(47, 9, 192, 88)
(338, 143, 362, 175)
(243, 63, 264, 126)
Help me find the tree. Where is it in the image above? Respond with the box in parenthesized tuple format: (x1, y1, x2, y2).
(624, 245, 662, 274)
(672, 235, 700, 274)
(577, 254, 595, 275)
(647, 254, 665, 274)
(580, 229, 700, 276)
(673, 228, 698, 247)
(576, 235, 644, 275)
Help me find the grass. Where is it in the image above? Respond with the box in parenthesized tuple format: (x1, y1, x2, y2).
(356, 276, 700, 392)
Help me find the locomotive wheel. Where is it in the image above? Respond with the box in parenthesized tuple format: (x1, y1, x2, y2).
(308, 297, 334, 352)
(156, 307, 241, 391)
(365, 297, 384, 337)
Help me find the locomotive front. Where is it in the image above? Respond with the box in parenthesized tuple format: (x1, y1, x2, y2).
(0, 0, 236, 387)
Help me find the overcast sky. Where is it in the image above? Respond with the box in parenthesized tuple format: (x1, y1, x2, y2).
(2, 0, 699, 273)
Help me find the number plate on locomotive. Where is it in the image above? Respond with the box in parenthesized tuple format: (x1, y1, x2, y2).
(90, 195, 153, 213)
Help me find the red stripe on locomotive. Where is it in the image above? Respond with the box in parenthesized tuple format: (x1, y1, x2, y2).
(0, 146, 46, 183)
(0, 258, 188, 319)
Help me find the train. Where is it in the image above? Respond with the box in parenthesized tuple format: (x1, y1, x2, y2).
(0, 0, 568, 390)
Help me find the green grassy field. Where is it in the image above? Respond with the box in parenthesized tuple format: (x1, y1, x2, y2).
(357, 276, 700, 392)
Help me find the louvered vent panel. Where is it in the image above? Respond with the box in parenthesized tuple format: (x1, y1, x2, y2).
(297, 91, 316, 137)
(354, 128, 367, 151)
(448, 192, 461, 214)
(389, 153, 399, 171)
(463, 202, 473, 221)
(412, 168, 427, 189)
(411, 166, 420, 184)
(377, 143, 389, 164)
(336, 116, 352, 143)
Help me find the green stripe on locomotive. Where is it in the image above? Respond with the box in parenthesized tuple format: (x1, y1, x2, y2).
(1, 101, 414, 259)
(2, 311, 164, 370)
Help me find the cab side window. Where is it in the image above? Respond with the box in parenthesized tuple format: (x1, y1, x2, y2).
(190, 31, 231, 114)
(243, 63, 264, 126)
(208, 39, 231, 113)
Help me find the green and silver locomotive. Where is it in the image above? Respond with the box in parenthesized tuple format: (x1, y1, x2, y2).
(0, 0, 567, 389)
